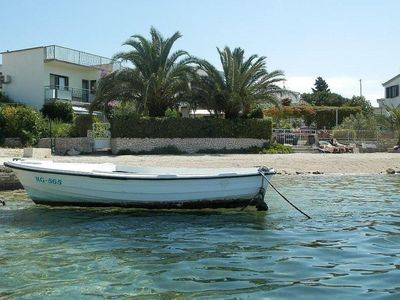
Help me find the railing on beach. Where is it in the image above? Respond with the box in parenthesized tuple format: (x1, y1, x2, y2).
(272, 129, 318, 146)
(273, 128, 396, 146)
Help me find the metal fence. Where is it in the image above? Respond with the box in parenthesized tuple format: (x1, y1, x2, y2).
(273, 128, 396, 146)
(272, 129, 318, 146)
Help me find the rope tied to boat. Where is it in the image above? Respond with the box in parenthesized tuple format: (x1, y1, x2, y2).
(258, 168, 311, 219)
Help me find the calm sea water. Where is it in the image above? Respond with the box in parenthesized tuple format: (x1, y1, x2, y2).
(0, 175, 399, 299)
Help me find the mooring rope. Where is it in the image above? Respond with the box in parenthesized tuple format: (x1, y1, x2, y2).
(0, 199, 5, 206)
(258, 170, 311, 219)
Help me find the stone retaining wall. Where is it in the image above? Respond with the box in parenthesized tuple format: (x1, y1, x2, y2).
(36, 138, 268, 155)
(111, 138, 267, 154)
(3, 138, 22, 148)
(38, 138, 92, 155)
(0, 148, 23, 157)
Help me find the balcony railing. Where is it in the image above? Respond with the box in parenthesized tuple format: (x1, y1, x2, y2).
(44, 85, 95, 103)
(44, 45, 121, 70)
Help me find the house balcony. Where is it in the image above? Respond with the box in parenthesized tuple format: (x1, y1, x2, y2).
(44, 45, 121, 71)
(44, 85, 95, 105)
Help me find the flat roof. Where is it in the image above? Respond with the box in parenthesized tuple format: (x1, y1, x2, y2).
(1, 45, 112, 61)
(1, 46, 44, 54)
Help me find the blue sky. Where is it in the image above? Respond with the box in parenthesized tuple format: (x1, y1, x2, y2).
(1, 0, 399, 105)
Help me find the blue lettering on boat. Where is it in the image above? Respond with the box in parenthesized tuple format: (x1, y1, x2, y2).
(35, 176, 62, 185)
(35, 176, 46, 183)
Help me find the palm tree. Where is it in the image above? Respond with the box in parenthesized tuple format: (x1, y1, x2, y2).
(92, 27, 193, 117)
(191, 47, 286, 119)
(91, 68, 142, 114)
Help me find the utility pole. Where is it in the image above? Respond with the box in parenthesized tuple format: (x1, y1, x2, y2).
(359, 79, 363, 97)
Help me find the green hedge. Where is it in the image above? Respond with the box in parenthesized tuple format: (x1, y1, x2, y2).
(265, 106, 362, 129)
(311, 106, 362, 129)
(111, 117, 272, 139)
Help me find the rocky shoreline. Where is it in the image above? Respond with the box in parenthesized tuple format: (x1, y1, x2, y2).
(0, 165, 23, 191)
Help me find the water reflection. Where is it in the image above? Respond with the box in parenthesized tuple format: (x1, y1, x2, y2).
(0, 175, 399, 299)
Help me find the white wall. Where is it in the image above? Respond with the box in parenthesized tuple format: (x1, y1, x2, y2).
(44, 61, 102, 88)
(2, 46, 112, 108)
(1, 48, 45, 108)
(380, 76, 400, 108)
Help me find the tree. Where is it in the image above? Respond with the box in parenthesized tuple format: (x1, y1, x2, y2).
(386, 105, 400, 145)
(92, 27, 193, 117)
(335, 112, 377, 131)
(347, 96, 373, 115)
(91, 68, 142, 115)
(312, 76, 330, 93)
(302, 77, 347, 106)
(181, 72, 223, 118)
(191, 47, 286, 119)
(301, 91, 347, 106)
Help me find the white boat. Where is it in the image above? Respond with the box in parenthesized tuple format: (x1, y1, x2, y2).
(4, 160, 276, 211)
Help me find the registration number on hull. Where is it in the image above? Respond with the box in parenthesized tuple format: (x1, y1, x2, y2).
(35, 176, 62, 185)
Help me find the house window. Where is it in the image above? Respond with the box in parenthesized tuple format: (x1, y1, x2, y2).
(50, 74, 69, 90)
(386, 85, 399, 98)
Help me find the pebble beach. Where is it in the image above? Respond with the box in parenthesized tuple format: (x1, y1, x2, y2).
(1, 149, 399, 177)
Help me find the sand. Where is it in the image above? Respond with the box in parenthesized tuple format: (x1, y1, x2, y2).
(1, 152, 398, 175)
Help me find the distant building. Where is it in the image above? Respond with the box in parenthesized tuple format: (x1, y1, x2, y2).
(179, 104, 225, 118)
(377, 74, 400, 109)
(0, 45, 120, 110)
(277, 88, 301, 105)
(0, 64, 3, 91)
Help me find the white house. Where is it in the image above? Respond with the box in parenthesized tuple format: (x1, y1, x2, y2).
(277, 88, 301, 105)
(0, 45, 120, 109)
(0, 64, 3, 91)
(377, 74, 400, 109)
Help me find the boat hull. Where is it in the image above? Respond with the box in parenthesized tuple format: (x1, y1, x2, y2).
(7, 162, 274, 210)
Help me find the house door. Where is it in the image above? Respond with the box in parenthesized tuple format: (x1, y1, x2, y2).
(82, 80, 89, 102)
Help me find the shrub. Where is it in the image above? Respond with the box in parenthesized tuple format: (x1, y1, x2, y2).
(335, 112, 377, 131)
(110, 117, 272, 139)
(197, 145, 266, 154)
(259, 143, 293, 154)
(71, 114, 100, 137)
(164, 108, 181, 118)
(248, 106, 264, 119)
(0, 105, 45, 145)
(0, 93, 13, 104)
(108, 101, 139, 120)
(41, 102, 73, 123)
(42, 119, 74, 138)
(118, 146, 186, 155)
